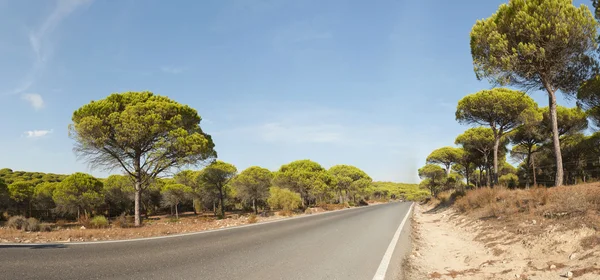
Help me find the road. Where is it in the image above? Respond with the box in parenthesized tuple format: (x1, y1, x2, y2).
(0, 202, 413, 280)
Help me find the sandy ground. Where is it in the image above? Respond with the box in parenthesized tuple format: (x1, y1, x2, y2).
(404, 204, 600, 280)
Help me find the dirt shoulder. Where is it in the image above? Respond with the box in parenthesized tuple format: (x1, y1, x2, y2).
(404, 203, 600, 280)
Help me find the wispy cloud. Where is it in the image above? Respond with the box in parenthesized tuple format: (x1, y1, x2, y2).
(161, 66, 184, 74)
(21, 93, 45, 110)
(25, 129, 53, 138)
(8, 0, 92, 95)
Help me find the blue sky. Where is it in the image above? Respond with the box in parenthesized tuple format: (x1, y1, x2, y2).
(0, 0, 589, 183)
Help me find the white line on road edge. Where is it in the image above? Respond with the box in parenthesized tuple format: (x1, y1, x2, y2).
(2, 202, 406, 246)
(372, 202, 414, 280)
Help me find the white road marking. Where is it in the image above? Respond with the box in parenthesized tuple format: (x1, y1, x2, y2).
(372, 202, 414, 280)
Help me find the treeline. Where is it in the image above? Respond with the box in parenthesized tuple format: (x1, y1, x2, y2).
(420, 0, 600, 194)
(0, 162, 424, 222)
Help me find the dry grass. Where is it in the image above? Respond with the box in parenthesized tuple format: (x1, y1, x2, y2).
(0, 212, 287, 243)
(454, 183, 600, 230)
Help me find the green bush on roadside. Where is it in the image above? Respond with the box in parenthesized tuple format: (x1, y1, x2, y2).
(89, 215, 109, 228)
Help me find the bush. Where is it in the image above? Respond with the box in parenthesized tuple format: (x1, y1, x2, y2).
(55, 219, 68, 227)
(25, 218, 40, 231)
(112, 213, 131, 228)
(89, 215, 109, 228)
(247, 214, 258, 224)
(39, 223, 52, 232)
(7, 215, 27, 230)
(267, 187, 302, 211)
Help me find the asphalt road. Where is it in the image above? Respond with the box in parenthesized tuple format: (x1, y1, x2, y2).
(0, 202, 413, 280)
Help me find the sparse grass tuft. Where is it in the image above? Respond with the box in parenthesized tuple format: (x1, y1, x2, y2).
(247, 214, 258, 224)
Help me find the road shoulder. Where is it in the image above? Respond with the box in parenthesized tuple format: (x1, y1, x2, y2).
(404, 203, 599, 280)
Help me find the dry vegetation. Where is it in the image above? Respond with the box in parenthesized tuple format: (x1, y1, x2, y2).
(454, 183, 600, 233)
(0, 201, 387, 243)
(405, 183, 600, 280)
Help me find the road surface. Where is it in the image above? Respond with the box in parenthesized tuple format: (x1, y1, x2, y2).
(0, 202, 413, 280)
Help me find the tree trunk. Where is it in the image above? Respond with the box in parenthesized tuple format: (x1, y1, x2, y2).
(532, 155, 537, 187)
(218, 185, 225, 218)
(478, 166, 483, 188)
(493, 132, 501, 186)
(175, 202, 179, 219)
(134, 185, 141, 227)
(547, 90, 564, 186)
(445, 163, 451, 176)
(465, 165, 470, 190)
(253, 199, 257, 214)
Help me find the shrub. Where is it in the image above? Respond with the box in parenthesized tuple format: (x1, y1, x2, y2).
(112, 213, 131, 228)
(25, 218, 40, 231)
(358, 199, 369, 206)
(7, 215, 27, 230)
(89, 215, 109, 228)
(247, 214, 258, 224)
(267, 187, 302, 211)
(39, 223, 52, 232)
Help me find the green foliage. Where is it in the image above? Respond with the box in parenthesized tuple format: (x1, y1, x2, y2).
(160, 183, 193, 213)
(273, 160, 333, 206)
(231, 166, 272, 214)
(33, 182, 58, 210)
(370, 181, 428, 201)
(499, 174, 519, 189)
(7, 181, 35, 203)
(89, 215, 109, 228)
(103, 175, 134, 216)
(470, 0, 598, 187)
(426, 147, 464, 174)
(53, 172, 104, 216)
(267, 186, 302, 211)
(69, 91, 217, 226)
(541, 106, 588, 136)
(418, 164, 446, 196)
(196, 161, 237, 217)
(328, 165, 372, 203)
(470, 0, 598, 94)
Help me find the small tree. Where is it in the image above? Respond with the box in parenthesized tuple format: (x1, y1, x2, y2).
(231, 166, 272, 214)
(69, 91, 217, 226)
(470, 0, 598, 186)
(273, 160, 331, 207)
(456, 88, 540, 185)
(196, 161, 237, 218)
(7, 181, 35, 217)
(53, 172, 103, 218)
(174, 170, 202, 214)
(160, 183, 192, 219)
(328, 165, 371, 204)
(418, 164, 446, 197)
(33, 182, 58, 217)
(426, 147, 464, 176)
